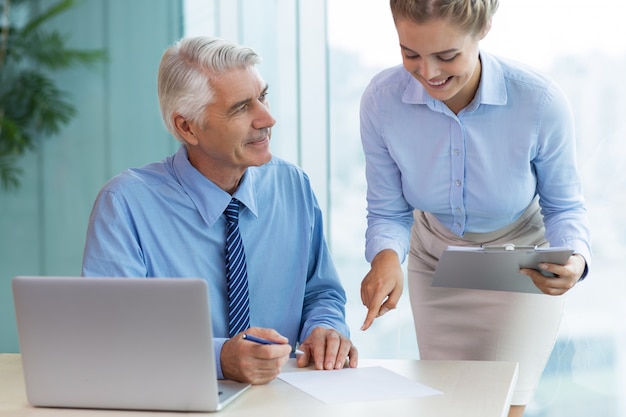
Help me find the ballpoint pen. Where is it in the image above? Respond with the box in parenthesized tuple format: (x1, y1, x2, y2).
(242, 333, 304, 355)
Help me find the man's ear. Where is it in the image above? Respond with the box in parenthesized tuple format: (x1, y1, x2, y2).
(173, 113, 199, 146)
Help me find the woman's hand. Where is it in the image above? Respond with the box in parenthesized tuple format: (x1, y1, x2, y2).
(360, 249, 404, 330)
(520, 253, 587, 296)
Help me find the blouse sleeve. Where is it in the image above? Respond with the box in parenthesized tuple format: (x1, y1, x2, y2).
(360, 79, 414, 264)
(533, 80, 592, 266)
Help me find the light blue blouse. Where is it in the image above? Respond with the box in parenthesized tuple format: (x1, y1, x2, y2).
(82, 146, 349, 377)
(360, 51, 591, 265)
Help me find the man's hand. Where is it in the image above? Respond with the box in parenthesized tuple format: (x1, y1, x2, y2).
(296, 327, 358, 370)
(360, 249, 404, 330)
(520, 253, 586, 296)
(220, 328, 292, 384)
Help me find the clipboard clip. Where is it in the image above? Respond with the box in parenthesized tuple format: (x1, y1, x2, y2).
(482, 243, 537, 251)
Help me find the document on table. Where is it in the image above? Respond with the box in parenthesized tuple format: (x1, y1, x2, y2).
(278, 366, 442, 404)
(432, 244, 573, 294)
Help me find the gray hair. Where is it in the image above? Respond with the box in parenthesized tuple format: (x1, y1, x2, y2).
(157, 36, 261, 142)
(390, 0, 499, 36)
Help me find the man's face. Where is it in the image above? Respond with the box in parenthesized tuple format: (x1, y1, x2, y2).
(179, 66, 275, 186)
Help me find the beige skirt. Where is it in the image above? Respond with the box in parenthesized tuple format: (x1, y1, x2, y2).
(408, 200, 565, 405)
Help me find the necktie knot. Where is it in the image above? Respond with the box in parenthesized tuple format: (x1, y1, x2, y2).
(225, 199, 240, 224)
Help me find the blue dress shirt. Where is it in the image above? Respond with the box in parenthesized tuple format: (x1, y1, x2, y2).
(360, 51, 591, 265)
(82, 146, 349, 378)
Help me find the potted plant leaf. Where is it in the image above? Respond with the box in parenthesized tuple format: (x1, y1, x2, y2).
(0, 0, 104, 190)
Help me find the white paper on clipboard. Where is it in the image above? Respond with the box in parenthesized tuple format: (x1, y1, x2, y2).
(431, 244, 574, 294)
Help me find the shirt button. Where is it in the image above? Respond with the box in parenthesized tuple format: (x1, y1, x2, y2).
(454, 149, 460, 156)
(455, 180, 462, 186)
(456, 207, 462, 213)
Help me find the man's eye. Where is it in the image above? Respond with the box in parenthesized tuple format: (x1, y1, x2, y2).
(403, 54, 419, 60)
(259, 92, 268, 102)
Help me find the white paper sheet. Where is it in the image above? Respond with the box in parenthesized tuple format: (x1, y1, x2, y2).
(278, 366, 442, 404)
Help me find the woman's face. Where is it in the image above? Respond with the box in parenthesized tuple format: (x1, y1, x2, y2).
(395, 17, 486, 113)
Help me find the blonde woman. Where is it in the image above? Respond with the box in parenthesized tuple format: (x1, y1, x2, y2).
(359, 1, 591, 415)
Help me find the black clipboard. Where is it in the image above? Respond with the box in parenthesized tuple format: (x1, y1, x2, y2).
(431, 244, 573, 294)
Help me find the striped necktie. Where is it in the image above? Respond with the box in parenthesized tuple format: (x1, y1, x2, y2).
(224, 198, 250, 337)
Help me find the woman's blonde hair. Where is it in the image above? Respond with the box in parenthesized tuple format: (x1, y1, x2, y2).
(390, 0, 499, 36)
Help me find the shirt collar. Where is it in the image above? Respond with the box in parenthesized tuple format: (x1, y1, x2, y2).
(171, 146, 259, 227)
(475, 51, 507, 106)
(402, 50, 507, 109)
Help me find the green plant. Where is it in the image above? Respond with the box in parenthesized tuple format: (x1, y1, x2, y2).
(0, 0, 104, 190)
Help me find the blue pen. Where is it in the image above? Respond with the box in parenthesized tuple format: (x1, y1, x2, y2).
(242, 333, 304, 355)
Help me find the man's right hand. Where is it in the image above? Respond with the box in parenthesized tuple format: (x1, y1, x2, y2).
(220, 328, 292, 384)
(360, 249, 404, 331)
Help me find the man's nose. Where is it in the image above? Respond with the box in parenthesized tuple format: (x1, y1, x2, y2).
(253, 102, 276, 129)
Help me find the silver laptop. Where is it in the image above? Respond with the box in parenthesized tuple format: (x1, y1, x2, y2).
(12, 276, 250, 412)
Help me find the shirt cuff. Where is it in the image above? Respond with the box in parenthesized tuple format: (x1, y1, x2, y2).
(213, 338, 228, 379)
(365, 240, 407, 264)
(574, 253, 589, 281)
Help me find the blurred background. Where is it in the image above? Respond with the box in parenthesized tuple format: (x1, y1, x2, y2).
(1, 1, 624, 415)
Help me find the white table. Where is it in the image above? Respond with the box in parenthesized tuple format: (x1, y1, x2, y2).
(0, 354, 517, 417)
